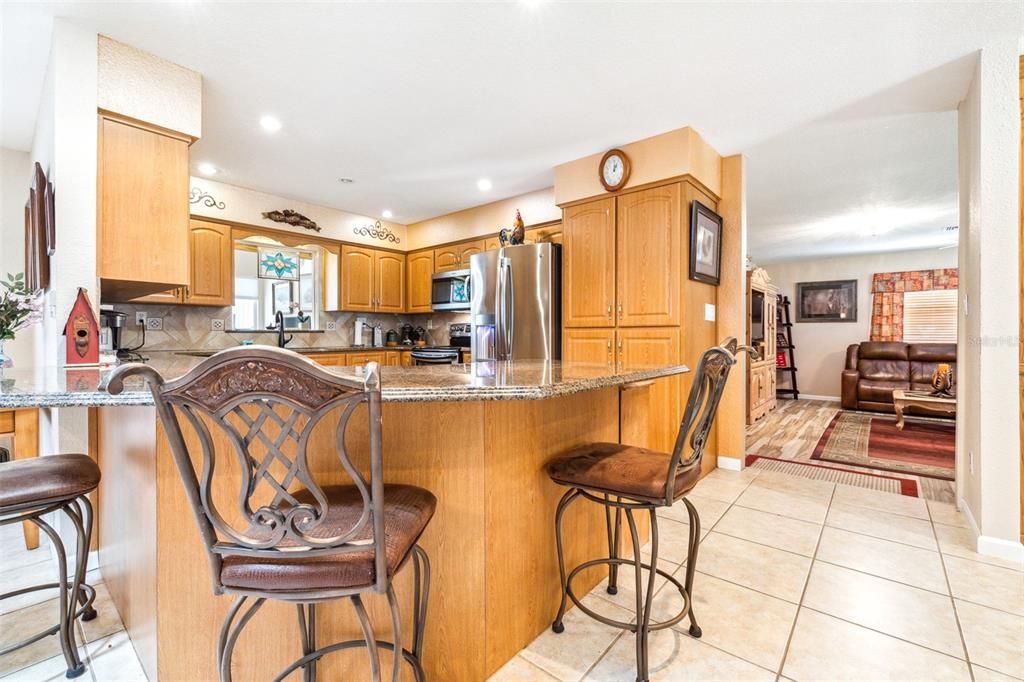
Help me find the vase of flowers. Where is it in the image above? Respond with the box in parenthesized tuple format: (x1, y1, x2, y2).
(0, 272, 43, 369)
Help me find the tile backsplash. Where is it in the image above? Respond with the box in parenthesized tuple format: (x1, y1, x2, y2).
(109, 303, 470, 351)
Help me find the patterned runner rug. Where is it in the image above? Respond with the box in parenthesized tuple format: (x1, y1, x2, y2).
(811, 411, 955, 481)
(745, 454, 919, 497)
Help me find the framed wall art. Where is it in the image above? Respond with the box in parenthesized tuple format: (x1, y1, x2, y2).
(796, 279, 857, 322)
(257, 247, 300, 281)
(688, 200, 722, 285)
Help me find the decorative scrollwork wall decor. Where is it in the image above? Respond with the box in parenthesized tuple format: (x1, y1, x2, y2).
(262, 209, 321, 232)
(353, 220, 400, 244)
(189, 187, 226, 210)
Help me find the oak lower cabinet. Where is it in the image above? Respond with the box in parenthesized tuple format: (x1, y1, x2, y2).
(562, 328, 615, 369)
(616, 185, 681, 327)
(563, 198, 616, 327)
(98, 113, 190, 301)
(406, 250, 435, 313)
(340, 246, 405, 312)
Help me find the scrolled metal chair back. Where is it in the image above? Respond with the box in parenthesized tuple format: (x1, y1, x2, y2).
(664, 337, 755, 505)
(104, 346, 387, 592)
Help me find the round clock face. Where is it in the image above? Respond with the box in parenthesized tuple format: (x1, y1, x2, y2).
(599, 149, 629, 191)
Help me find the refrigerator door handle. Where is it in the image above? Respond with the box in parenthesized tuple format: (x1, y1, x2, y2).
(505, 256, 515, 358)
(496, 253, 508, 359)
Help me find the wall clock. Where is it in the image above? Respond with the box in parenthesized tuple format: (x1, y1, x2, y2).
(599, 148, 630, 192)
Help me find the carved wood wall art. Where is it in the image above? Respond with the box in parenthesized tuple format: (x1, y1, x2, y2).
(262, 209, 321, 232)
(353, 220, 400, 244)
(189, 187, 226, 210)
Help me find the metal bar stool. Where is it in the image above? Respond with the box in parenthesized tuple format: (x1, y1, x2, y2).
(546, 338, 754, 682)
(0, 454, 101, 679)
(105, 347, 435, 682)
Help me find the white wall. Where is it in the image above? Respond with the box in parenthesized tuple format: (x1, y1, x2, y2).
(0, 148, 34, 364)
(764, 248, 957, 399)
(956, 41, 1021, 557)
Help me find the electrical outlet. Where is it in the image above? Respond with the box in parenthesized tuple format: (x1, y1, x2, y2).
(146, 317, 163, 331)
(325, 320, 337, 331)
(211, 319, 225, 331)
(135, 311, 147, 327)
(426, 319, 434, 330)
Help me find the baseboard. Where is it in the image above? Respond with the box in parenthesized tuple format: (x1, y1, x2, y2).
(799, 394, 840, 402)
(716, 456, 743, 471)
(956, 498, 1023, 562)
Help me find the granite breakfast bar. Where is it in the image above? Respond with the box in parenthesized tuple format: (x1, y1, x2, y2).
(0, 354, 688, 681)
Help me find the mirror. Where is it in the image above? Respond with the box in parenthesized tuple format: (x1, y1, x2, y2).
(232, 236, 322, 331)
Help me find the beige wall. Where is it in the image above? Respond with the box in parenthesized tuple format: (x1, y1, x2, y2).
(405, 187, 559, 251)
(763, 248, 957, 399)
(553, 127, 721, 205)
(0, 148, 33, 363)
(97, 35, 202, 138)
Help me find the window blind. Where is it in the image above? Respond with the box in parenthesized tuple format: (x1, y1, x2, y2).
(903, 289, 958, 343)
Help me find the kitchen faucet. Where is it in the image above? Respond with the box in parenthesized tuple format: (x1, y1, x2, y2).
(271, 311, 293, 348)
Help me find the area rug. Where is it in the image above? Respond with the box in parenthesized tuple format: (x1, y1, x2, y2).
(811, 412, 955, 481)
(745, 454, 919, 496)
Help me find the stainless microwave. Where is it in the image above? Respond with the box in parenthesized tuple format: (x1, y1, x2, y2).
(431, 269, 471, 311)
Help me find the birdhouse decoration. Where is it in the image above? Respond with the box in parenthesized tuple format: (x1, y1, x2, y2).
(63, 288, 100, 366)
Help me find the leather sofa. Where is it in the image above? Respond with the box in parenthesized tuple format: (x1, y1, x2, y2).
(841, 342, 956, 414)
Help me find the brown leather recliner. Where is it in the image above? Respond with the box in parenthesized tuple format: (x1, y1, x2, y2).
(841, 342, 956, 414)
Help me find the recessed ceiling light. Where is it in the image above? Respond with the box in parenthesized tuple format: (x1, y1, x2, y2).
(259, 115, 282, 133)
(477, 178, 493, 191)
(197, 162, 218, 176)
(338, 177, 355, 184)
(382, 210, 393, 219)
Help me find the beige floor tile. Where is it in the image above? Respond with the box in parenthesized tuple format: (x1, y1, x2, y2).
(520, 593, 632, 681)
(803, 562, 964, 656)
(955, 599, 1024, 679)
(825, 502, 936, 550)
(488, 654, 559, 681)
(690, 475, 751, 504)
(584, 627, 775, 681)
(734, 486, 829, 524)
(0, 561, 61, 615)
(972, 664, 1024, 682)
(934, 523, 1024, 572)
(706, 467, 762, 483)
(0, 533, 53, 576)
(696, 532, 811, 603)
(944, 555, 1024, 616)
(78, 583, 125, 644)
(713, 505, 822, 557)
(0, 599, 77, 676)
(0, 649, 89, 682)
(651, 572, 797, 671)
(84, 630, 148, 681)
(660, 493, 731, 528)
(640, 517, 704, 565)
(831, 483, 929, 519)
(927, 499, 970, 529)
(749, 470, 836, 501)
(592, 558, 679, 613)
(815, 526, 948, 594)
(783, 608, 971, 681)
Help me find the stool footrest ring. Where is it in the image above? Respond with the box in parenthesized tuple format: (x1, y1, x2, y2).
(563, 557, 690, 632)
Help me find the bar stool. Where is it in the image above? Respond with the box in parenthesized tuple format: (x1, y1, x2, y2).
(546, 338, 752, 682)
(0, 454, 100, 679)
(105, 347, 435, 682)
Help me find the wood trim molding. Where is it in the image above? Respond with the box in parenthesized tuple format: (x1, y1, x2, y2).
(406, 218, 564, 254)
(556, 173, 721, 209)
(97, 109, 196, 145)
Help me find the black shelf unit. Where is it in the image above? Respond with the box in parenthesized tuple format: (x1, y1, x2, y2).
(776, 294, 799, 399)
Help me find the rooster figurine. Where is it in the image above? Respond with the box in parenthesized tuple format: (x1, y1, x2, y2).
(498, 209, 526, 247)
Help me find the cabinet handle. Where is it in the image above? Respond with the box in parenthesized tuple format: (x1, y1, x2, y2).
(617, 339, 623, 354)
(617, 303, 623, 319)
(606, 304, 612, 318)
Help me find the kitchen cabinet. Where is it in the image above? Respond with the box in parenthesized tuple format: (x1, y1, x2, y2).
(347, 351, 386, 367)
(312, 353, 347, 367)
(747, 268, 778, 424)
(484, 237, 502, 251)
(563, 328, 615, 369)
(434, 239, 484, 272)
(458, 241, 483, 264)
(525, 224, 563, 245)
(401, 350, 413, 367)
(97, 113, 190, 301)
(406, 250, 435, 313)
(617, 327, 682, 453)
(183, 220, 233, 306)
(616, 185, 681, 327)
(341, 246, 404, 313)
(385, 351, 402, 366)
(563, 198, 615, 327)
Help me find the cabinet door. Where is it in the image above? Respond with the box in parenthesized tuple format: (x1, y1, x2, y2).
(120, 287, 183, 304)
(616, 184, 681, 327)
(341, 245, 375, 311)
(484, 237, 502, 251)
(434, 246, 461, 272)
(563, 328, 615, 369)
(406, 250, 434, 313)
(98, 116, 189, 290)
(314, 354, 346, 367)
(401, 351, 413, 367)
(375, 251, 406, 312)
(563, 198, 615, 328)
(385, 351, 402, 366)
(617, 328, 682, 453)
(458, 241, 484, 265)
(526, 224, 563, 245)
(183, 220, 233, 306)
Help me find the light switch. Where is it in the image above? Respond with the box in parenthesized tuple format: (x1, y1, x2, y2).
(704, 304, 716, 322)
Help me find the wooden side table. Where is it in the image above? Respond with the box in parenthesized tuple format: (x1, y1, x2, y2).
(892, 390, 957, 430)
(0, 408, 40, 549)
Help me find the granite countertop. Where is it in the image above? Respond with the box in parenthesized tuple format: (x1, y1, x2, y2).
(0, 349, 689, 408)
(176, 346, 419, 358)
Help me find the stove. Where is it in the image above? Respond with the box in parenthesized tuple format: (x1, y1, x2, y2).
(409, 323, 471, 365)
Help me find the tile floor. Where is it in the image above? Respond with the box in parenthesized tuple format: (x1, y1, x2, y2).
(1, 468, 1020, 681)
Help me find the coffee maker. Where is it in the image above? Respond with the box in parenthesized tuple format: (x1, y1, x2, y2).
(100, 309, 144, 361)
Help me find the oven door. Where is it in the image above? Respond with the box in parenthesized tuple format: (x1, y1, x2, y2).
(410, 350, 460, 365)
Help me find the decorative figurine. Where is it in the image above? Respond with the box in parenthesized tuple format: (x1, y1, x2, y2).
(63, 288, 100, 366)
(498, 209, 526, 247)
(930, 363, 954, 397)
(261, 209, 321, 232)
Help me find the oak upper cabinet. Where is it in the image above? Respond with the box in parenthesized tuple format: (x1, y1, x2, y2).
(484, 237, 502, 251)
(617, 327, 682, 453)
(183, 220, 233, 306)
(563, 198, 615, 327)
(458, 241, 484, 264)
(526, 224, 563, 245)
(406, 250, 435, 313)
(616, 184, 681, 327)
(375, 251, 406, 313)
(341, 245, 376, 311)
(563, 328, 615, 369)
(97, 114, 190, 299)
(433, 246, 461, 272)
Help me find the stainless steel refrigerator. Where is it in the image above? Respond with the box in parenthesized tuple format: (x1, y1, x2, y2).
(469, 243, 561, 361)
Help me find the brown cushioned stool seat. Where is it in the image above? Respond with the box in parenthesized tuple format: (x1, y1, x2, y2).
(0, 454, 101, 512)
(546, 442, 701, 504)
(221, 483, 436, 593)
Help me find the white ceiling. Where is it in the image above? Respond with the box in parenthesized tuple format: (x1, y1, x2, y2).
(1, 2, 1020, 254)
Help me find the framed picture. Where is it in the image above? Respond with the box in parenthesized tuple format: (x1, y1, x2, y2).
(257, 247, 300, 281)
(796, 279, 857, 322)
(688, 200, 722, 285)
